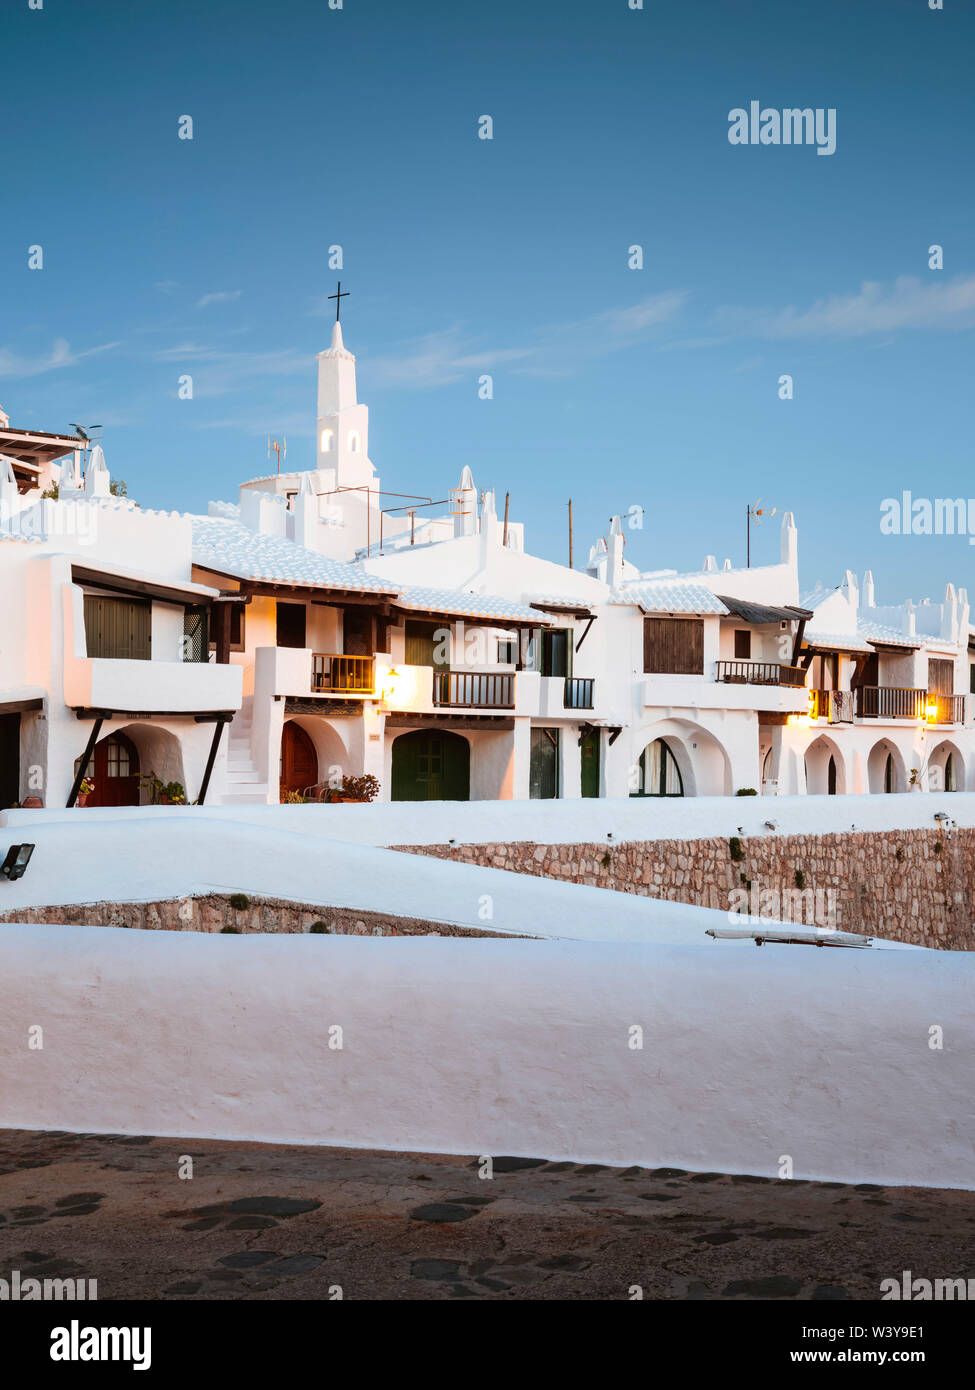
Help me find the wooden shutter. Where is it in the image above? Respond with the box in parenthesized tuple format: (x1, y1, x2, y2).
(84, 596, 150, 660)
(928, 658, 954, 695)
(643, 617, 704, 674)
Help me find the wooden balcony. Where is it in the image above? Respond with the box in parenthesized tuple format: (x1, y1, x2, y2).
(926, 693, 966, 725)
(564, 676, 594, 710)
(434, 670, 515, 709)
(715, 661, 806, 688)
(311, 653, 376, 695)
(854, 686, 925, 719)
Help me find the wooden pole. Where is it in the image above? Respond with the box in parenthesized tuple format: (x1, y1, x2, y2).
(502, 491, 510, 547)
(568, 499, 574, 569)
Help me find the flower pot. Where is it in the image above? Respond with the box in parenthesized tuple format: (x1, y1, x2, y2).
(78, 793, 90, 808)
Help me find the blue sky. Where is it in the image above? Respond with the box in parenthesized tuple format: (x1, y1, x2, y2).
(2, 0, 974, 598)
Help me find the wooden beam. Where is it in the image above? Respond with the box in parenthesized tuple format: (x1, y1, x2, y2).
(66, 717, 103, 807)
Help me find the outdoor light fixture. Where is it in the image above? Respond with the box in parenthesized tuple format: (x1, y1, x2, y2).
(934, 812, 951, 823)
(381, 667, 400, 700)
(925, 702, 938, 721)
(1, 844, 35, 881)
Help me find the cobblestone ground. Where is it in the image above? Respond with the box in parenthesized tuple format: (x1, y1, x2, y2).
(1, 1129, 972, 1301)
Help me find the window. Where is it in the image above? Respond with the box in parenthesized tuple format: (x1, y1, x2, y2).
(643, 617, 703, 674)
(734, 629, 751, 660)
(276, 602, 307, 649)
(884, 753, 895, 793)
(945, 753, 957, 792)
(83, 595, 151, 661)
(529, 727, 560, 799)
(320, 429, 334, 453)
(497, 637, 518, 665)
(928, 658, 954, 695)
(970, 665, 975, 695)
(632, 738, 684, 797)
(348, 430, 360, 453)
(536, 629, 572, 677)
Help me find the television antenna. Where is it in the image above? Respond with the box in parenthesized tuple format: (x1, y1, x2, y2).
(746, 499, 776, 568)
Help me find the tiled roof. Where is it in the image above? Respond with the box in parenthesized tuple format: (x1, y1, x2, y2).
(799, 586, 837, 609)
(394, 585, 541, 622)
(611, 580, 729, 615)
(857, 619, 921, 649)
(803, 629, 874, 653)
(191, 516, 395, 594)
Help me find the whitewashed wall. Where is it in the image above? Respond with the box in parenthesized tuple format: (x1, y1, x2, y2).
(1, 925, 971, 1188)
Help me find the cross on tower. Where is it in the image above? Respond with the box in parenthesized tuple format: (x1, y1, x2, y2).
(328, 280, 350, 322)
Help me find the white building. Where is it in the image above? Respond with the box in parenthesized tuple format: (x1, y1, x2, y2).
(1, 325, 973, 811)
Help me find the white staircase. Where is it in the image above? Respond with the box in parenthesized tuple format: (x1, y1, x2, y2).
(220, 699, 272, 804)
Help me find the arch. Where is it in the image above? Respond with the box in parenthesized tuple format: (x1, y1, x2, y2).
(280, 720, 318, 798)
(347, 430, 360, 453)
(867, 738, 907, 794)
(320, 428, 334, 453)
(632, 737, 684, 797)
(630, 718, 732, 797)
(804, 735, 848, 795)
(927, 739, 965, 793)
(391, 728, 470, 802)
(284, 716, 353, 796)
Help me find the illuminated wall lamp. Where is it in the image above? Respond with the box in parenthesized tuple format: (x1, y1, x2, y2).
(1, 844, 35, 881)
(380, 667, 400, 701)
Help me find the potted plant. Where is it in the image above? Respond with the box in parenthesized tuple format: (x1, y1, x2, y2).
(336, 773, 380, 803)
(160, 780, 186, 805)
(78, 777, 95, 807)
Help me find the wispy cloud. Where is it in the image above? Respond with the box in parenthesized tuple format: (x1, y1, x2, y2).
(366, 291, 689, 388)
(155, 280, 180, 296)
(0, 338, 121, 381)
(712, 274, 975, 340)
(197, 290, 242, 310)
(153, 344, 310, 398)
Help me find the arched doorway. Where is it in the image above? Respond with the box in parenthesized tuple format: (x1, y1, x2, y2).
(391, 729, 470, 801)
(79, 733, 140, 807)
(804, 736, 846, 795)
(928, 741, 963, 792)
(631, 737, 684, 796)
(280, 721, 318, 798)
(868, 740, 904, 794)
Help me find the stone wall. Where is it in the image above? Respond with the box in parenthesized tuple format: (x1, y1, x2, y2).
(396, 829, 975, 951)
(0, 894, 514, 939)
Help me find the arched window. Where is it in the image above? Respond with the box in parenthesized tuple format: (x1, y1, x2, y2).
(347, 430, 360, 453)
(320, 428, 334, 453)
(827, 755, 837, 795)
(884, 753, 895, 793)
(633, 738, 684, 797)
(945, 752, 957, 791)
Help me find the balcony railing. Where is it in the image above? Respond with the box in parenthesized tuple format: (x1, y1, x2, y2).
(926, 693, 966, 725)
(854, 686, 925, 720)
(312, 653, 376, 695)
(715, 661, 806, 688)
(434, 670, 515, 709)
(564, 676, 594, 709)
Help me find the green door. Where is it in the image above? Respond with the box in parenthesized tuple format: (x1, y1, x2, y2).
(530, 727, 559, 799)
(580, 727, 600, 798)
(391, 729, 470, 801)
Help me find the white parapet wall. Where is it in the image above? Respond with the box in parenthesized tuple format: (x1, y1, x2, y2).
(0, 924, 971, 1189)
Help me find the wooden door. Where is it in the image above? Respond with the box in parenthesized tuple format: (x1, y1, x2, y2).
(276, 602, 307, 649)
(391, 730, 470, 801)
(580, 727, 600, 799)
(85, 734, 140, 807)
(280, 722, 318, 797)
(405, 620, 449, 668)
(529, 727, 559, 799)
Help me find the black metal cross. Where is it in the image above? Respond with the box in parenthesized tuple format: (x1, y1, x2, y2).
(328, 281, 350, 322)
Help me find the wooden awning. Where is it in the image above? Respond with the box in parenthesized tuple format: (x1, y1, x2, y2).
(1, 426, 80, 465)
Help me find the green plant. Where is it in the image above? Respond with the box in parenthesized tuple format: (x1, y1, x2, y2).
(138, 771, 164, 804)
(794, 869, 806, 889)
(735, 787, 758, 797)
(282, 789, 307, 804)
(79, 777, 95, 796)
(600, 851, 612, 868)
(729, 836, 745, 863)
(309, 921, 330, 934)
(109, 478, 127, 497)
(895, 847, 905, 862)
(228, 893, 249, 911)
(934, 840, 944, 854)
(161, 780, 186, 804)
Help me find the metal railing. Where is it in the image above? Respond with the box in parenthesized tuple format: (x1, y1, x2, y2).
(434, 671, 515, 709)
(312, 653, 375, 694)
(715, 661, 806, 688)
(564, 676, 594, 709)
